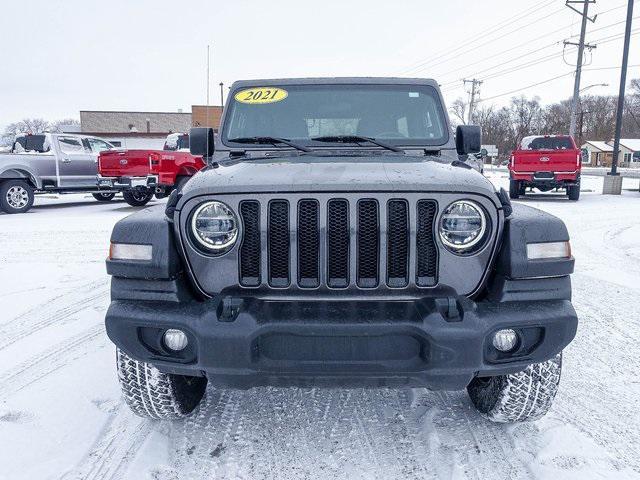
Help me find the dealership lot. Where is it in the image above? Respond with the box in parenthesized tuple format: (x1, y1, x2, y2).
(0, 173, 639, 480)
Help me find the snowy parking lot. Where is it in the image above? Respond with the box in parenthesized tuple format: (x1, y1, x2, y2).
(1, 172, 639, 480)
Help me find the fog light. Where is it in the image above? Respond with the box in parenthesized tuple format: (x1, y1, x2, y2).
(492, 329, 518, 352)
(163, 329, 188, 351)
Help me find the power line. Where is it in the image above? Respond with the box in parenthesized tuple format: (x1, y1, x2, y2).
(436, 13, 638, 84)
(473, 63, 640, 103)
(440, 28, 639, 93)
(398, 0, 558, 75)
(417, 5, 569, 74)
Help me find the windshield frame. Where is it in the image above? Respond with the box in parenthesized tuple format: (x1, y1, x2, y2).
(219, 80, 451, 151)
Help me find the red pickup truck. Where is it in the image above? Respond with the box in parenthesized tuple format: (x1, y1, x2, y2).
(509, 135, 582, 201)
(98, 133, 205, 207)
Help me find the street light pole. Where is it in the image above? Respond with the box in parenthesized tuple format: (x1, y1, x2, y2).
(610, 0, 634, 178)
(219, 82, 224, 107)
(604, 0, 634, 195)
(206, 45, 210, 106)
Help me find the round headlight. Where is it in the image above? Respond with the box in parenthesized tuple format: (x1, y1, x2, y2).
(439, 200, 487, 252)
(191, 201, 239, 253)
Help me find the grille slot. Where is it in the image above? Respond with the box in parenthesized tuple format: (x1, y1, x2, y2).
(297, 200, 320, 288)
(416, 200, 438, 286)
(387, 200, 409, 287)
(357, 200, 380, 288)
(327, 199, 350, 288)
(268, 200, 290, 287)
(239, 201, 261, 286)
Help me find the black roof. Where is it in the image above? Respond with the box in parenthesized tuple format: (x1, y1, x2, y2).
(230, 77, 440, 89)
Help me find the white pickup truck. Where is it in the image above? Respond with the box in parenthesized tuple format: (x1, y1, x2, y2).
(0, 133, 118, 213)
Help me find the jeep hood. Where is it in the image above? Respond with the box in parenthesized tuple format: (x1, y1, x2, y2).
(181, 155, 497, 200)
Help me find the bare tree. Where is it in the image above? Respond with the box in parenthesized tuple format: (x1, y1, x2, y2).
(450, 98, 467, 125)
(50, 118, 80, 133)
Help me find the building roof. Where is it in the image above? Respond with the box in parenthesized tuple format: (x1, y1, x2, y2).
(582, 141, 613, 152)
(80, 110, 192, 134)
(618, 139, 640, 151)
(81, 132, 171, 138)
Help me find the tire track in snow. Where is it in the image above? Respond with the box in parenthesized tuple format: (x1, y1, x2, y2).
(0, 324, 105, 401)
(0, 279, 109, 351)
(158, 386, 535, 480)
(60, 406, 153, 480)
(552, 274, 640, 473)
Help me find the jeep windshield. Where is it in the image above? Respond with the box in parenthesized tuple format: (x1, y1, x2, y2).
(222, 84, 448, 150)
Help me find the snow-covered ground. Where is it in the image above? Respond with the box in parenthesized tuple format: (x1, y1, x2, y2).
(1, 175, 639, 480)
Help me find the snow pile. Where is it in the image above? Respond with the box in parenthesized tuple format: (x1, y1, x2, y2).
(0, 180, 639, 479)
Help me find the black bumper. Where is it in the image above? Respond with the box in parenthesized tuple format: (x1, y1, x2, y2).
(105, 287, 578, 390)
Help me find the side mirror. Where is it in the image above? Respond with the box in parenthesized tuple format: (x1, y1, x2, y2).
(190, 127, 215, 157)
(456, 125, 481, 155)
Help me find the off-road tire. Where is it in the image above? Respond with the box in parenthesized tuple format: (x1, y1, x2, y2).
(509, 179, 520, 199)
(122, 189, 153, 207)
(116, 348, 207, 419)
(0, 179, 35, 214)
(92, 192, 115, 202)
(467, 353, 562, 423)
(567, 184, 580, 201)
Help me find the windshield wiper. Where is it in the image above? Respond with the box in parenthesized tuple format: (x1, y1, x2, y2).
(227, 136, 311, 153)
(310, 135, 404, 153)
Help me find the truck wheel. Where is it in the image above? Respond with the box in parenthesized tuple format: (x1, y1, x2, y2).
(123, 189, 153, 207)
(467, 353, 562, 423)
(92, 192, 115, 202)
(567, 185, 580, 201)
(0, 179, 35, 214)
(509, 179, 520, 199)
(116, 348, 207, 419)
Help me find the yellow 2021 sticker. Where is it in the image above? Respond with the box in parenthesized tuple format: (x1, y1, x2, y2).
(235, 87, 288, 104)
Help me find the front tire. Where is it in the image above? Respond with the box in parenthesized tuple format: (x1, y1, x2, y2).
(92, 192, 115, 202)
(116, 348, 207, 419)
(0, 179, 35, 214)
(509, 179, 520, 199)
(122, 189, 153, 207)
(467, 353, 562, 423)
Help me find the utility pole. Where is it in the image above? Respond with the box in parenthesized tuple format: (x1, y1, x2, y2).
(578, 110, 589, 145)
(463, 79, 483, 124)
(606, 0, 635, 194)
(206, 45, 211, 106)
(566, 0, 597, 139)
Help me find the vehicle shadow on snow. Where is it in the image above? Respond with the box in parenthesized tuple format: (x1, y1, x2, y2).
(153, 386, 548, 480)
(513, 193, 578, 203)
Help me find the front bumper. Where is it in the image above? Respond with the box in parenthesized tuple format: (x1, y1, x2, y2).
(98, 175, 158, 190)
(105, 287, 578, 390)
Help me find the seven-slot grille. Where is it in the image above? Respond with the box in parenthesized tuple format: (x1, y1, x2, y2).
(239, 198, 438, 289)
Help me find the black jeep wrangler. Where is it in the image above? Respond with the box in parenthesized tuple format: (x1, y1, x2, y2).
(105, 78, 577, 423)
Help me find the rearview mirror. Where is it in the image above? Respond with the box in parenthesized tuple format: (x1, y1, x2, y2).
(456, 125, 481, 155)
(190, 127, 215, 157)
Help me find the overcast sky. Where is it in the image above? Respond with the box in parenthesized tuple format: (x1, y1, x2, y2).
(0, 0, 638, 129)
